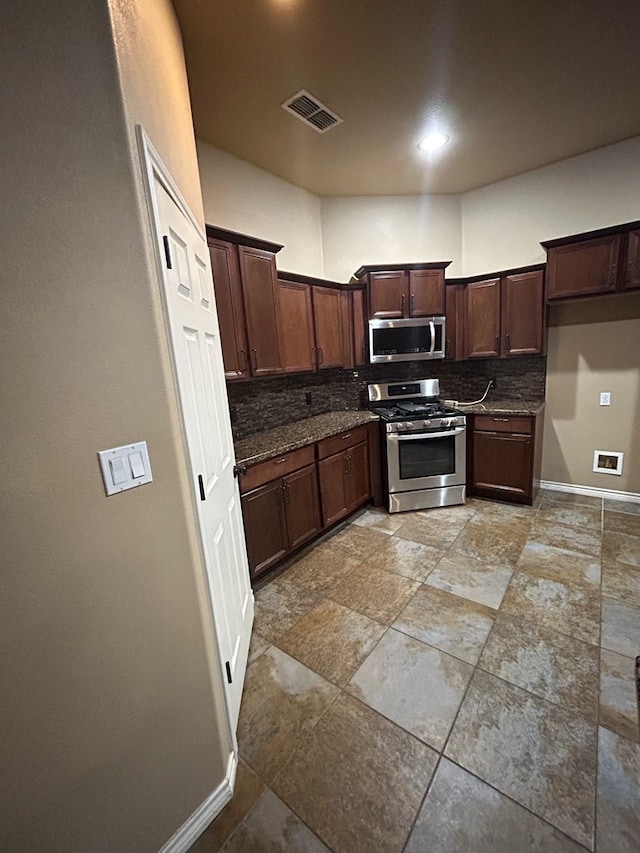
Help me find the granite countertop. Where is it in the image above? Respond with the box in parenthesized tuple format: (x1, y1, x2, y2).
(234, 411, 380, 466)
(456, 399, 545, 416)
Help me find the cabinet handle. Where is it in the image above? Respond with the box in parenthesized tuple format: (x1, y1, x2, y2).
(317, 346, 324, 365)
(311, 346, 317, 367)
(341, 433, 352, 440)
(274, 457, 288, 465)
(410, 292, 415, 313)
(282, 482, 291, 504)
(506, 332, 511, 351)
(250, 348, 258, 371)
(240, 348, 248, 372)
(346, 454, 352, 474)
(492, 418, 509, 422)
(401, 293, 406, 315)
(494, 335, 499, 352)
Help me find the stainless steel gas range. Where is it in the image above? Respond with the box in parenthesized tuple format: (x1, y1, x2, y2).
(368, 379, 466, 513)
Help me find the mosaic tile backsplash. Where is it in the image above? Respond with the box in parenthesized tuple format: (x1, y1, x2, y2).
(227, 356, 547, 439)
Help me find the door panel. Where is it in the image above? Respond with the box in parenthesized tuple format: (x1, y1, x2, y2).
(369, 271, 406, 319)
(351, 288, 367, 366)
(313, 287, 344, 368)
(346, 442, 370, 510)
(238, 246, 283, 375)
(472, 431, 532, 499)
(409, 269, 445, 316)
(319, 452, 349, 527)
(277, 279, 316, 373)
(464, 278, 501, 358)
(241, 480, 288, 578)
(501, 271, 544, 356)
(284, 464, 322, 550)
(546, 235, 620, 299)
(623, 230, 640, 290)
(155, 177, 252, 729)
(208, 239, 249, 380)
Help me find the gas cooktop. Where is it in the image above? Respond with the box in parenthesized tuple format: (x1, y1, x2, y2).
(375, 401, 461, 422)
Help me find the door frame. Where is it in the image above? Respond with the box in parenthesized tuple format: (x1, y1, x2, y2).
(135, 126, 239, 744)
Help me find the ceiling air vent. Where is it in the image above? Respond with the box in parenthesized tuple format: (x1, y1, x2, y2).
(281, 90, 343, 134)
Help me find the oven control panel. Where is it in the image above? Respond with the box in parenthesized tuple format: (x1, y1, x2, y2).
(386, 415, 466, 433)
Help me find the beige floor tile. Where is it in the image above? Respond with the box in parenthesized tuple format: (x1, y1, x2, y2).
(394, 514, 468, 549)
(515, 540, 601, 588)
(597, 727, 640, 853)
(364, 536, 445, 582)
(479, 611, 599, 720)
(285, 542, 362, 595)
(602, 561, 640, 607)
(328, 563, 419, 625)
(190, 760, 264, 852)
(328, 524, 390, 560)
(253, 577, 322, 644)
(544, 491, 603, 510)
(425, 550, 513, 609)
(272, 693, 438, 853)
(604, 498, 640, 516)
(536, 503, 602, 532)
(417, 504, 478, 524)
(237, 646, 339, 783)
(530, 518, 601, 558)
(603, 510, 640, 537)
(467, 497, 540, 518)
(351, 508, 406, 535)
(405, 758, 587, 853)
(347, 628, 472, 749)
(393, 586, 495, 665)
(219, 790, 330, 853)
(445, 670, 597, 849)
(501, 572, 600, 645)
(277, 599, 385, 686)
(603, 530, 640, 569)
(601, 596, 640, 657)
(599, 649, 640, 743)
(449, 514, 532, 569)
(247, 632, 270, 665)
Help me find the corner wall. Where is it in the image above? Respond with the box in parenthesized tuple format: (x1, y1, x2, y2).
(0, 2, 231, 851)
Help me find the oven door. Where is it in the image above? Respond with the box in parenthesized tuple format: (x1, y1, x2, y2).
(386, 426, 466, 493)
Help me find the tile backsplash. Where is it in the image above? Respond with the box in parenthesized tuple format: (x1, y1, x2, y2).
(227, 356, 547, 439)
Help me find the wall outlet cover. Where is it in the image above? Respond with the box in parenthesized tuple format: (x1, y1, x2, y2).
(600, 392, 611, 406)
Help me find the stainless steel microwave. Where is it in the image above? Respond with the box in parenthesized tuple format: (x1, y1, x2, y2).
(368, 316, 446, 363)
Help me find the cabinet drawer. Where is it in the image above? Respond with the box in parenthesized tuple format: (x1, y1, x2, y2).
(239, 444, 315, 493)
(317, 426, 368, 460)
(474, 415, 533, 435)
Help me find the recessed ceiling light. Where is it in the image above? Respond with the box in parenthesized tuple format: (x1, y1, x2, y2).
(418, 131, 450, 152)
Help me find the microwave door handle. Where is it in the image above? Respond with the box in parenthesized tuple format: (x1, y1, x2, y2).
(388, 427, 466, 441)
(429, 320, 435, 354)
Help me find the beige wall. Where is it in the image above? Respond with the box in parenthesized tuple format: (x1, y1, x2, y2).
(197, 140, 324, 276)
(320, 195, 463, 281)
(0, 2, 231, 851)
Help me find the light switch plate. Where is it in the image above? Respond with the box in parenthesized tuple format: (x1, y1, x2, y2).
(600, 392, 611, 406)
(98, 441, 153, 496)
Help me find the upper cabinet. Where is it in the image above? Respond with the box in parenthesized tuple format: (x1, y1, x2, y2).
(353, 263, 450, 320)
(207, 226, 284, 380)
(542, 219, 640, 301)
(449, 266, 545, 361)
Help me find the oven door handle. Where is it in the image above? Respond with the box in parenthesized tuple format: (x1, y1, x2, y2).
(388, 427, 466, 441)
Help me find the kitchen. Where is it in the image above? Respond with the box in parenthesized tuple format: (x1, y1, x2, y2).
(3, 2, 640, 852)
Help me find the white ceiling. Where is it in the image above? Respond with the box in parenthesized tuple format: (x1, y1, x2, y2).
(173, 0, 640, 196)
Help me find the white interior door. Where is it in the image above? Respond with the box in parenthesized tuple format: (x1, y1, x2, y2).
(152, 172, 253, 729)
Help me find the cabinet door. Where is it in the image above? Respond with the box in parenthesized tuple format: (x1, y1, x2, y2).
(241, 479, 288, 578)
(501, 271, 544, 356)
(464, 278, 501, 359)
(277, 279, 316, 373)
(208, 239, 249, 380)
(409, 269, 445, 316)
(351, 288, 367, 366)
(472, 431, 532, 501)
(345, 441, 370, 510)
(546, 235, 620, 300)
(238, 246, 283, 376)
(369, 271, 407, 319)
(313, 287, 344, 369)
(444, 283, 464, 361)
(283, 463, 322, 550)
(318, 451, 349, 527)
(623, 230, 640, 290)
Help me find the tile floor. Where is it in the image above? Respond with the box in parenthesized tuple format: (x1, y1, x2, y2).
(191, 491, 640, 853)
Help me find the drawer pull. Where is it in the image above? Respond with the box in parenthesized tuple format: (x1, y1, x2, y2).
(274, 457, 288, 465)
(341, 433, 352, 440)
(492, 418, 509, 422)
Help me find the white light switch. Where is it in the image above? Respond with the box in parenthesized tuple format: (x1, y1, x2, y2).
(98, 441, 153, 496)
(600, 392, 611, 406)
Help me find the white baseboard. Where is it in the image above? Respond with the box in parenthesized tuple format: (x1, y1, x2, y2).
(540, 480, 640, 504)
(159, 750, 238, 853)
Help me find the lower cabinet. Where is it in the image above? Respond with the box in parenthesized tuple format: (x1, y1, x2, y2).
(318, 437, 370, 528)
(468, 413, 543, 505)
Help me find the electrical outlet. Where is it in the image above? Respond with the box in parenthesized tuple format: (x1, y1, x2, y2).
(600, 392, 611, 406)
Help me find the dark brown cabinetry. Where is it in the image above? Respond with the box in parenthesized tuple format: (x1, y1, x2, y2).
(444, 283, 464, 361)
(312, 287, 344, 368)
(468, 412, 544, 505)
(353, 263, 450, 320)
(239, 445, 321, 579)
(207, 226, 284, 380)
(276, 279, 316, 373)
(459, 267, 545, 360)
(542, 219, 640, 300)
(317, 427, 370, 527)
